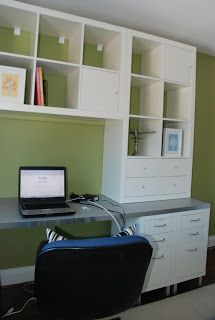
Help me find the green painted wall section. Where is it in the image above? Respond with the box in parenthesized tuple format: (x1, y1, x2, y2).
(43, 73, 66, 107)
(192, 52, 215, 235)
(0, 117, 110, 268)
(131, 53, 141, 74)
(83, 43, 103, 68)
(0, 27, 31, 56)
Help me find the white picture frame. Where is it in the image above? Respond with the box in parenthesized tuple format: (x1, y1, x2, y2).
(0, 65, 26, 104)
(163, 128, 183, 157)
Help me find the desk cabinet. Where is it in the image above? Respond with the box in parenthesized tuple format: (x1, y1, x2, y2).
(124, 208, 210, 293)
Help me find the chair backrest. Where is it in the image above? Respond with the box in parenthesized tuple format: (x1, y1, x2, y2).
(34, 235, 153, 320)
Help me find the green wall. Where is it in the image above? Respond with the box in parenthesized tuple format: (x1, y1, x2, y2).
(192, 52, 215, 234)
(0, 116, 110, 269)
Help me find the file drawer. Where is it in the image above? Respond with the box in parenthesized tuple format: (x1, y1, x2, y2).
(126, 158, 160, 177)
(181, 227, 204, 243)
(159, 176, 188, 194)
(150, 232, 174, 247)
(143, 217, 174, 234)
(161, 158, 189, 176)
(125, 178, 158, 197)
(181, 212, 206, 229)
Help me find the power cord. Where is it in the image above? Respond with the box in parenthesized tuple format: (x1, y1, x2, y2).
(86, 200, 122, 232)
(1, 297, 36, 318)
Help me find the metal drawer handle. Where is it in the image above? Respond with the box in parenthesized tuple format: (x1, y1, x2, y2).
(142, 186, 145, 189)
(154, 223, 167, 227)
(187, 248, 198, 252)
(152, 254, 164, 260)
(174, 166, 178, 169)
(153, 238, 166, 243)
(189, 232, 199, 236)
(190, 218, 200, 222)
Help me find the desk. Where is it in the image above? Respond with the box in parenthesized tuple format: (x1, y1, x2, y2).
(0, 196, 210, 229)
(0, 196, 210, 293)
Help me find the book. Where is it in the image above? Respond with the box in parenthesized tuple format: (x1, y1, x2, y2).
(38, 67, 44, 106)
(35, 67, 41, 106)
(43, 79, 48, 106)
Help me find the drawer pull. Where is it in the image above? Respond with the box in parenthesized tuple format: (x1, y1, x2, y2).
(174, 166, 178, 169)
(142, 186, 145, 189)
(190, 218, 200, 222)
(153, 238, 166, 243)
(154, 223, 167, 227)
(187, 248, 198, 252)
(189, 232, 199, 236)
(152, 254, 164, 260)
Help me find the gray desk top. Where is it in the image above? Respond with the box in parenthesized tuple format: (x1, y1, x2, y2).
(0, 196, 210, 230)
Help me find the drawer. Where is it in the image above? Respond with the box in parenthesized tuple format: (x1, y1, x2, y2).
(159, 176, 188, 194)
(161, 158, 189, 176)
(126, 159, 160, 177)
(181, 227, 204, 243)
(181, 212, 206, 229)
(143, 217, 174, 235)
(176, 242, 206, 278)
(143, 246, 173, 289)
(125, 178, 158, 197)
(150, 232, 174, 247)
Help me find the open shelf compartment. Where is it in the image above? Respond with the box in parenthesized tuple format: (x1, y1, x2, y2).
(0, 4, 37, 56)
(38, 14, 83, 64)
(131, 36, 163, 78)
(128, 117, 162, 157)
(130, 74, 163, 117)
(83, 25, 121, 71)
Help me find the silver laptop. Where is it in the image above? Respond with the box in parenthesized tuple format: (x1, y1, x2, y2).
(19, 166, 75, 217)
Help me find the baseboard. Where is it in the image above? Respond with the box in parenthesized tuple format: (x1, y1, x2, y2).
(208, 236, 215, 248)
(0, 265, 35, 286)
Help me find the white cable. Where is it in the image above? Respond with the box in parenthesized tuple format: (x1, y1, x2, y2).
(87, 200, 121, 232)
(1, 297, 37, 318)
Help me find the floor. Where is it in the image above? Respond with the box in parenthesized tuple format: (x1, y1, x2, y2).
(1, 247, 215, 319)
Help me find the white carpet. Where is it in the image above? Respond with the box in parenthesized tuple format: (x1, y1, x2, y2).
(118, 284, 215, 320)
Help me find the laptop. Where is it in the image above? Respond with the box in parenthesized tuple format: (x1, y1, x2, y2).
(19, 166, 76, 217)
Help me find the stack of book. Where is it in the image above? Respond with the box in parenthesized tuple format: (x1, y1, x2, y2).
(35, 67, 48, 106)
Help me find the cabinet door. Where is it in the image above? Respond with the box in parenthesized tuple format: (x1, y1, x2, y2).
(164, 45, 193, 84)
(80, 67, 119, 113)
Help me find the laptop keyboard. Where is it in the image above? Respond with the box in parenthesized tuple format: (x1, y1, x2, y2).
(23, 202, 69, 210)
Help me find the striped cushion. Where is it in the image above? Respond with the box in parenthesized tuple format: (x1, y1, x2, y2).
(114, 224, 136, 237)
(46, 228, 67, 243)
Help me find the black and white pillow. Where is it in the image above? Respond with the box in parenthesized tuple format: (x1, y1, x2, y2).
(46, 228, 67, 243)
(114, 224, 136, 237)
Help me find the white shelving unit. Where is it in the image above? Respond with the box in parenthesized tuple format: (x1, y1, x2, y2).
(0, 0, 196, 204)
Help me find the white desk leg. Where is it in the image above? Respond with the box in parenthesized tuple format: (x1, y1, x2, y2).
(198, 277, 203, 287)
(165, 286, 170, 297)
(173, 284, 177, 295)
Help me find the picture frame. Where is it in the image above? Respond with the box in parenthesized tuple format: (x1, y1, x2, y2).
(163, 128, 183, 157)
(0, 65, 26, 104)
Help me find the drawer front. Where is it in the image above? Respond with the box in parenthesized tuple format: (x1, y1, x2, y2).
(143, 217, 174, 235)
(159, 176, 188, 194)
(176, 242, 206, 278)
(181, 227, 204, 243)
(161, 159, 189, 176)
(143, 246, 173, 289)
(150, 232, 174, 247)
(181, 212, 206, 229)
(126, 159, 160, 177)
(125, 178, 158, 197)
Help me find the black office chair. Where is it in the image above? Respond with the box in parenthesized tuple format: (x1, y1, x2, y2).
(34, 235, 153, 320)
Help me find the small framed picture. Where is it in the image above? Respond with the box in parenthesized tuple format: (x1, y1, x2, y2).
(0, 65, 26, 104)
(163, 128, 183, 157)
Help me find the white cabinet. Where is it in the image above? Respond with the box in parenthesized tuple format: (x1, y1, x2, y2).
(163, 45, 193, 84)
(124, 208, 209, 292)
(79, 67, 120, 113)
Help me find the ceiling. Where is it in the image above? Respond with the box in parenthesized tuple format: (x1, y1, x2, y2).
(16, 0, 215, 55)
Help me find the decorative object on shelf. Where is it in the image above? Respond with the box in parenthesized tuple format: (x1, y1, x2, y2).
(129, 128, 156, 156)
(163, 128, 183, 157)
(0, 65, 26, 104)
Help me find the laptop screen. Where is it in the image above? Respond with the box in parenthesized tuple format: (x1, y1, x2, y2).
(19, 167, 66, 200)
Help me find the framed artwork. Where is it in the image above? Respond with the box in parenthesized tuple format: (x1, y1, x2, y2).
(0, 65, 26, 104)
(163, 128, 183, 157)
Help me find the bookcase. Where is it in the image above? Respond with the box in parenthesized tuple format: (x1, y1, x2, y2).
(0, 0, 196, 204)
